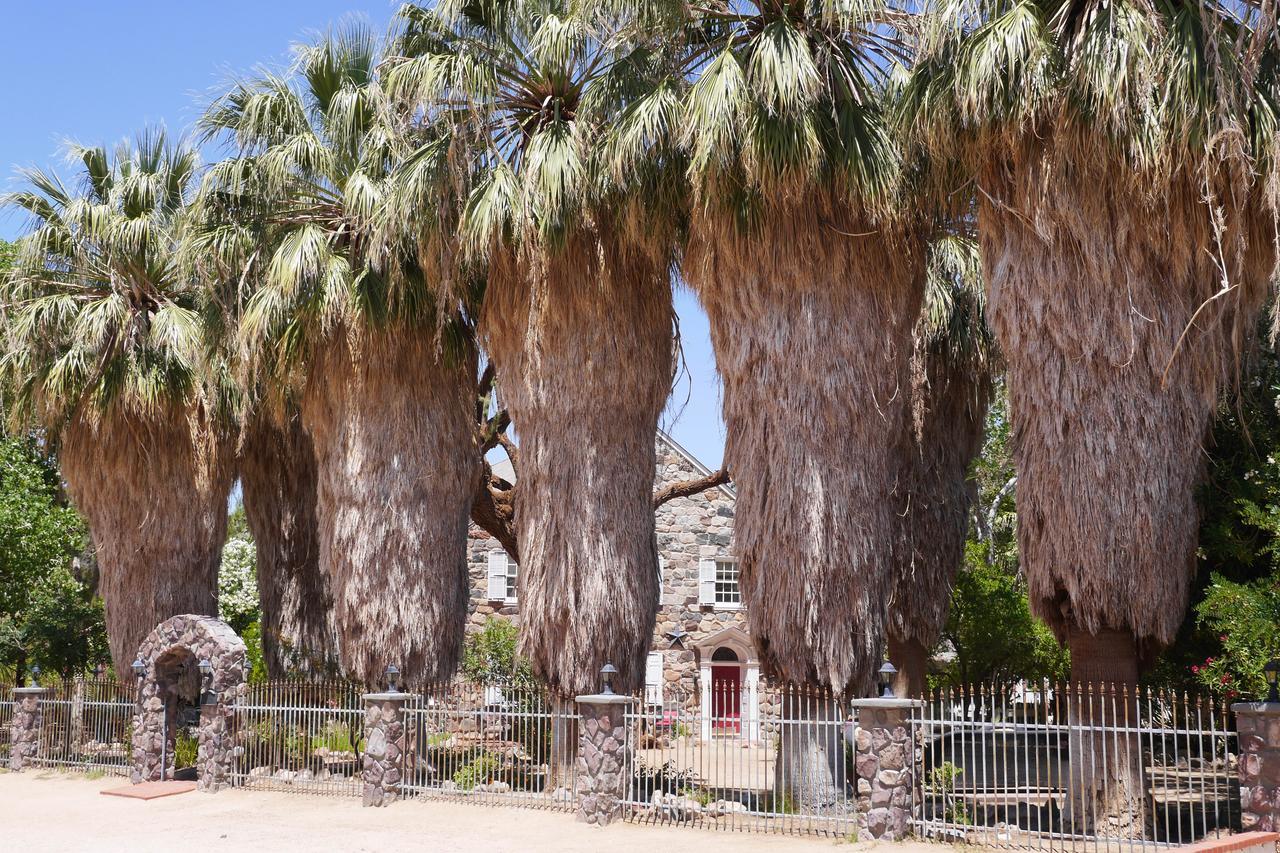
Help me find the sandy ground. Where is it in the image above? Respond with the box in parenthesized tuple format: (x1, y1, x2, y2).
(0, 771, 946, 853)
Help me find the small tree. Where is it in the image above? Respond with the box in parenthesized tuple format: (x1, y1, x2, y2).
(461, 617, 536, 688)
(0, 437, 101, 681)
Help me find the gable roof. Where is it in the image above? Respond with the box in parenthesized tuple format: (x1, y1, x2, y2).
(658, 429, 735, 498)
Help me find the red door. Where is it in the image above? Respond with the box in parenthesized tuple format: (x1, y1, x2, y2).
(710, 663, 741, 733)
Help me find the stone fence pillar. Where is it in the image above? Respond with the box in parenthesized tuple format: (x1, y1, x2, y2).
(196, 694, 237, 793)
(575, 694, 636, 826)
(851, 697, 923, 842)
(8, 687, 49, 772)
(362, 692, 410, 807)
(1234, 701, 1280, 832)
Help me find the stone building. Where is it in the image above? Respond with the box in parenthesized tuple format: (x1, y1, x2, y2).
(465, 431, 766, 741)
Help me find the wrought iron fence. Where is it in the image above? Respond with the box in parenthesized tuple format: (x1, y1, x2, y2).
(623, 680, 858, 835)
(35, 677, 134, 774)
(399, 679, 579, 811)
(0, 681, 13, 766)
(911, 682, 1238, 851)
(230, 680, 365, 797)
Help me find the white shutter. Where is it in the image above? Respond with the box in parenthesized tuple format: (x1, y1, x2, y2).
(645, 652, 664, 705)
(487, 552, 509, 601)
(698, 559, 717, 606)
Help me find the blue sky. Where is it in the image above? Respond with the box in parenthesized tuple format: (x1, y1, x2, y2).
(0, 1, 727, 467)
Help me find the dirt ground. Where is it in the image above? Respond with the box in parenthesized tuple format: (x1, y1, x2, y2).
(0, 771, 946, 853)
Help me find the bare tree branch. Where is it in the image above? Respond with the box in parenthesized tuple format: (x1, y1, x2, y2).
(470, 459, 518, 560)
(653, 467, 730, 509)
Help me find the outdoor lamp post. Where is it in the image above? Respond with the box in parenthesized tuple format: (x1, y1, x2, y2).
(198, 659, 214, 704)
(131, 659, 146, 681)
(600, 663, 618, 696)
(385, 664, 400, 693)
(29, 665, 40, 688)
(878, 660, 897, 699)
(1265, 659, 1280, 704)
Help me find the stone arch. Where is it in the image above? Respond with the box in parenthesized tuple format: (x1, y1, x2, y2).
(130, 614, 247, 791)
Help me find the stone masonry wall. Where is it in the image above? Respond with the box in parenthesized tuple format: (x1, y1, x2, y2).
(1235, 703, 1280, 832)
(362, 695, 407, 807)
(575, 696, 635, 825)
(8, 689, 45, 771)
(852, 701, 919, 841)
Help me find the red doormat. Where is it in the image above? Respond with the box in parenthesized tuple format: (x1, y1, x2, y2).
(101, 781, 197, 800)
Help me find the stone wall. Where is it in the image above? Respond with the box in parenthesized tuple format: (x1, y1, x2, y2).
(575, 695, 635, 825)
(362, 694, 408, 807)
(1235, 702, 1280, 832)
(851, 699, 920, 842)
(8, 688, 46, 771)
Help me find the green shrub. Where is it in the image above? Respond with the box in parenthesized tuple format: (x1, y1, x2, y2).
(453, 752, 501, 790)
(312, 720, 359, 754)
(174, 731, 199, 769)
(929, 761, 970, 825)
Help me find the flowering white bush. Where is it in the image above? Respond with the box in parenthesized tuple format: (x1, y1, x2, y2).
(218, 536, 260, 631)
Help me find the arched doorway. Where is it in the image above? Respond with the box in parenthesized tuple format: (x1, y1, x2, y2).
(131, 615, 247, 792)
(694, 625, 761, 743)
(710, 647, 741, 734)
(153, 646, 204, 781)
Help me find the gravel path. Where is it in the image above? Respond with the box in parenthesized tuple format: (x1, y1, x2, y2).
(0, 771, 943, 853)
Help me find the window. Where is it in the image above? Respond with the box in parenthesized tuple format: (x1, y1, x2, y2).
(656, 555, 665, 607)
(698, 558, 741, 609)
(487, 551, 518, 605)
(645, 651, 664, 705)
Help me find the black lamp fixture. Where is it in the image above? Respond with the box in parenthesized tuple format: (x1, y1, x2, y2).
(198, 659, 215, 704)
(29, 665, 41, 688)
(878, 660, 898, 699)
(131, 659, 146, 681)
(600, 663, 618, 696)
(385, 664, 400, 693)
(1264, 659, 1280, 704)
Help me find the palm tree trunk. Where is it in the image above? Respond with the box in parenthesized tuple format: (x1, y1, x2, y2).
(481, 238, 672, 697)
(773, 685, 850, 812)
(1063, 628, 1145, 837)
(886, 636, 930, 699)
(241, 407, 334, 677)
(976, 150, 1272, 839)
(301, 331, 478, 688)
(61, 407, 234, 681)
(684, 202, 923, 694)
(888, 346, 993, 694)
(978, 153, 1270, 658)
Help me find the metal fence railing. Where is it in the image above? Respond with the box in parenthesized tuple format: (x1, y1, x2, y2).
(623, 681, 857, 836)
(912, 682, 1239, 852)
(231, 680, 365, 797)
(0, 682, 14, 766)
(35, 678, 134, 774)
(399, 679, 579, 811)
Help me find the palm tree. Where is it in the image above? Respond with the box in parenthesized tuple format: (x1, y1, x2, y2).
(601, 0, 926, 807)
(610, 0, 925, 695)
(1, 131, 236, 680)
(384, 1, 680, 698)
(194, 23, 478, 687)
(887, 233, 995, 697)
(901, 0, 1279, 829)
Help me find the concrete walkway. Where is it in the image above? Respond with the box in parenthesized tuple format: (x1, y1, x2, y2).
(0, 771, 944, 853)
